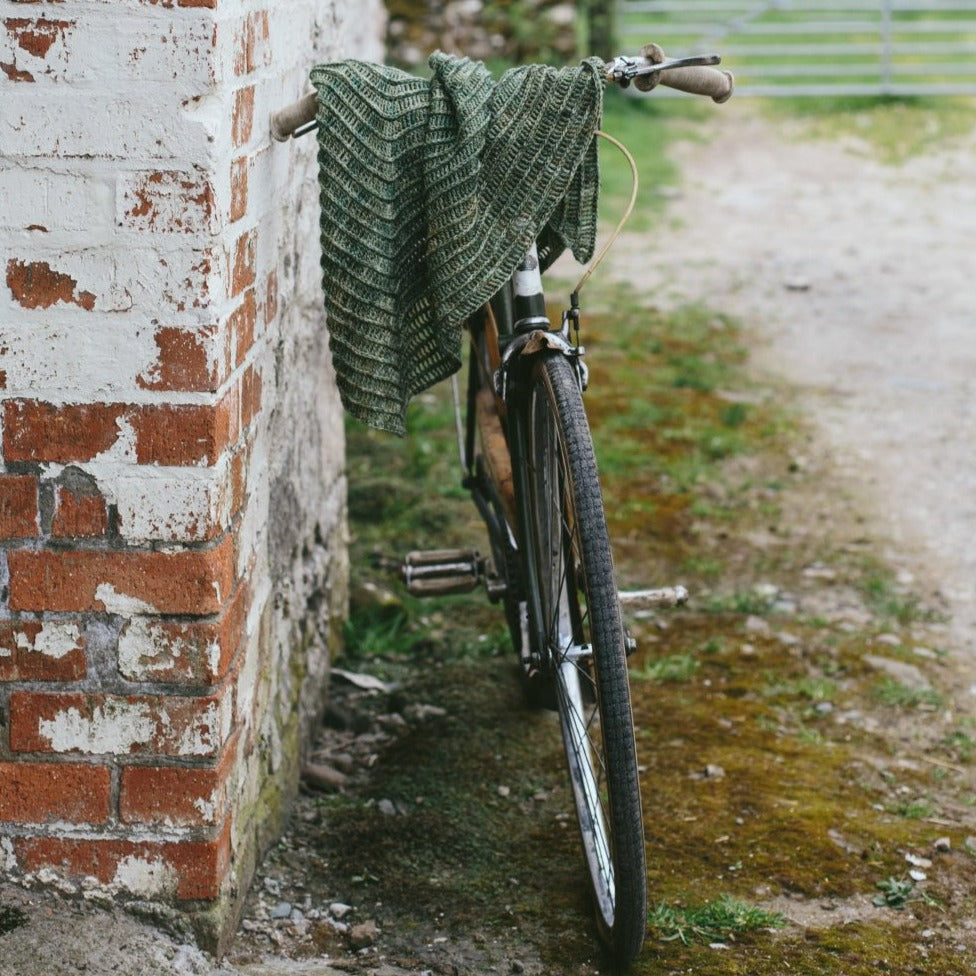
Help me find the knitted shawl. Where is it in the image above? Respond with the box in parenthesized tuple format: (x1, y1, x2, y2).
(309, 53, 604, 435)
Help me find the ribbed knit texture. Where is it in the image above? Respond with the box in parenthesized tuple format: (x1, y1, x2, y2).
(310, 53, 604, 435)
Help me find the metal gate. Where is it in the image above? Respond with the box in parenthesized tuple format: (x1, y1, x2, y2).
(617, 0, 976, 95)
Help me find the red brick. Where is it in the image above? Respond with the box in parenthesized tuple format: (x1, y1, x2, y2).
(120, 730, 238, 826)
(0, 762, 110, 824)
(6, 259, 94, 310)
(229, 440, 250, 520)
(0, 474, 38, 537)
(240, 364, 261, 429)
(1, 60, 34, 81)
(15, 819, 231, 899)
(179, 0, 217, 7)
(137, 325, 223, 393)
(230, 155, 248, 222)
(232, 85, 254, 148)
(229, 228, 256, 297)
(131, 399, 233, 466)
(3, 400, 124, 463)
(51, 483, 108, 538)
(9, 688, 230, 757)
(0, 620, 86, 681)
(4, 17, 71, 58)
(118, 581, 248, 685)
(229, 290, 256, 367)
(8, 534, 235, 614)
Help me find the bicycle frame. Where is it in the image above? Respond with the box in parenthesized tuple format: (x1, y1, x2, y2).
(462, 244, 587, 679)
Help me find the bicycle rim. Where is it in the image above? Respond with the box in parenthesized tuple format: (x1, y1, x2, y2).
(521, 353, 647, 963)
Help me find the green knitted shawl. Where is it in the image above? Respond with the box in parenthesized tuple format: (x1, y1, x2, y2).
(309, 53, 604, 435)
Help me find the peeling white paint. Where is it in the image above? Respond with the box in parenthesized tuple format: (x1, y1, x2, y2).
(117, 618, 183, 679)
(95, 583, 160, 616)
(38, 702, 156, 754)
(15, 622, 82, 659)
(0, 837, 17, 873)
(112, 854, 179, 899)
(193, 793, 218, 824)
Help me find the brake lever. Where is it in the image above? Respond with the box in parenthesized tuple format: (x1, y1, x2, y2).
(606, 54, 722, 85)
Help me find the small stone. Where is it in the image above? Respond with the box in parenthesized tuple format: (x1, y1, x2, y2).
(377, 798, 397, 816)
(270, 901, 292, 919)
(744, 615, 770, 636)
(349, 918, 379, 949)
(933, 837, 952, 853)
(302, 762, 348, 793)
(497, 785, 511, 798)
(330, 901, 353, 919)
(704, 764, 726, 779)
(909, 869, 927, 882)
(784, 277, 811, 292)
(862, 654, 930, 691)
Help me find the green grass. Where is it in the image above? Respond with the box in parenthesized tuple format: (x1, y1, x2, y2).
(632, 652, 699, 683)
(647, 895, 786, 945)
(872, 678, 943, 710)
(598, 88, 709, 231)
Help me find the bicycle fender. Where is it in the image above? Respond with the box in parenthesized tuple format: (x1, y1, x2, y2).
(494, 329, 583, 397)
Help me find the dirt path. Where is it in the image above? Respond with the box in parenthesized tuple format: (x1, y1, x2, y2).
(610, 102, 976, 666)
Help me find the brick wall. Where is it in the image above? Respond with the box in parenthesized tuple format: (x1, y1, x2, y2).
(0, 0, 384, 951)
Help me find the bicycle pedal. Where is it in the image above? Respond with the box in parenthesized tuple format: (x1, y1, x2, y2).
(618, 585, 689, 609)
(401, 548, 483, 597)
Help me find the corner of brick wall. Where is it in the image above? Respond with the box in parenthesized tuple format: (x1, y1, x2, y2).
(0, 0, 384, 953)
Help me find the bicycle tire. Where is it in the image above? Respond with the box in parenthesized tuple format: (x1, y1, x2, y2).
(517, 352, 647, 963)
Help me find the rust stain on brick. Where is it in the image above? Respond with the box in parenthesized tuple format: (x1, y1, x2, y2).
(6, 259, 95, 310)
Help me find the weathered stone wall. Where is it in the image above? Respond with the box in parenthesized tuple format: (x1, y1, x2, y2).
(387, 0, 578, 66)
(0, 0, 383, 952)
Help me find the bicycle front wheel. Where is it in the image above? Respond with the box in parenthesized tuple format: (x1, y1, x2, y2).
(519, 352, 647, 963)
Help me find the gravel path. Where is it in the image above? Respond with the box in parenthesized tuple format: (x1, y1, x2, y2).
(609, 101, 976, 672)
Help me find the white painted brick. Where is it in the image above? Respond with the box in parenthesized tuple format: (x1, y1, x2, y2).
(116, 170, 219, 236)
(0, 161, 116, 234)
(2, 91, 217, 164)
(3, 245, 223, 325)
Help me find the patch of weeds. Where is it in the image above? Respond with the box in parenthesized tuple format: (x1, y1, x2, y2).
(632, 653, 699, 683)
(763, 676, 837, 702)
(860, 568, 939, 625)
(0, 905, 28, 935)
(942, 730, 975, 763)
(701, 636, 725, 655)
(872, 678, 943, 710)
(704, 588, 776, 615)
(647, 895, 785, 945)
(873, 876, 940, 910)
(884, 798, 936, 820)
(343, 608, 416, 660)
(796, 725, 825, 746)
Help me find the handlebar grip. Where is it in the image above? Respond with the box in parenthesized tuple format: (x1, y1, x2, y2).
(659, 65, 734, 103)
(270, 92, 318, 142)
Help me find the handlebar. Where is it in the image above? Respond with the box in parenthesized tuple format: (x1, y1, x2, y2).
(270, 45, 733, 141)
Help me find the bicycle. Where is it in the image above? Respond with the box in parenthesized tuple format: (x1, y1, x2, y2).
(272, 47, 733, 965)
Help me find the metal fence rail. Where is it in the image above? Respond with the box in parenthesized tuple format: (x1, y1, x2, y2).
(618, 0, 976, 95)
